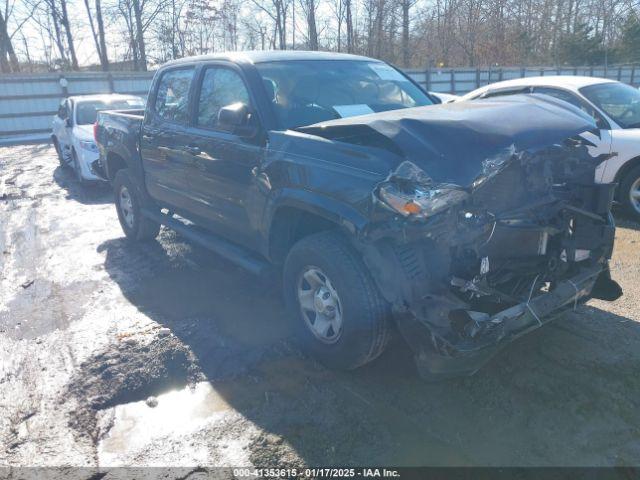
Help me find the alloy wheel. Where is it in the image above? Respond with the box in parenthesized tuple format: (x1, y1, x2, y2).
(297, 266, 343, 344)
(119, 185, 135, 228)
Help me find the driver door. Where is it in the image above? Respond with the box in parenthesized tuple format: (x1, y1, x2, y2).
(182, 64, 264, 249)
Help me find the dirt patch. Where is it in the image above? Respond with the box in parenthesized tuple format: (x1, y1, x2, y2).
(66, 332, 201, 443)
(4, 144, 640, 469)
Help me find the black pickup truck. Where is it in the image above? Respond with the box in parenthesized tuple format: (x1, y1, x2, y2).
(95, 51, 622, 378)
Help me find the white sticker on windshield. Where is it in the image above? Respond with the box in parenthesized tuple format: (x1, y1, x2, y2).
(369, 63, 406, 82)
(333, 104, 375, 118)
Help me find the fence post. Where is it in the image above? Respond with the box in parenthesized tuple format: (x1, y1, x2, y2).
(631, 65, 636, 87)
(475, 68, 480, 89)
(425, 66, 431, 91)
(107, 73, 115, 93)
(498, 67, 503, 81)
(617, 66, 622, 81)
(450, 69, 455, 94)
(520, 67, 525, 79)
(589, 66, 594, 78)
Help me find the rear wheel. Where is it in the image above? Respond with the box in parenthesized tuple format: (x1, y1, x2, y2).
(113, 169, 160, 241)
(283, 231, 391, 370)
(620, 165, 640, 222)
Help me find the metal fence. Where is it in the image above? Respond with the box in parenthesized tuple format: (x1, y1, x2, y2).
(1, 64, 639, 146)
(404, 64, 640, 95)
(0, 71, 153, 145)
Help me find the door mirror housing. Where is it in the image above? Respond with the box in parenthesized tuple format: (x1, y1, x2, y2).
(217, 102, 257, 136)
(65, 118, 73, 128)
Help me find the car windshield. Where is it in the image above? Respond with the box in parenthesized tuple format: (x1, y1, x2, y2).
(76, 98, 145, 125)
(580, 82, 640, 129)
(255, 60, 434, 129)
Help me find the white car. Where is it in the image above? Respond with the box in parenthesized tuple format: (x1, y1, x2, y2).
(51, 94, 145, 185)
(461, 76, 640, 220)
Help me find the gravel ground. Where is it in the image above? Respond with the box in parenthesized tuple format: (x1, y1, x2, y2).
(2, 144, 640, 471)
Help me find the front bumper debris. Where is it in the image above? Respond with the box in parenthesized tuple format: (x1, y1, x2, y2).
(90, 159, 108, 181)
(395, 265, 619, 378)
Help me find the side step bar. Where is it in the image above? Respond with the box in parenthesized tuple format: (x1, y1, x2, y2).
(141, 208, 272, 276)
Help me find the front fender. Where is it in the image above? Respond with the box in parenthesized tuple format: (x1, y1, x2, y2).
(262, 187, 370, 242)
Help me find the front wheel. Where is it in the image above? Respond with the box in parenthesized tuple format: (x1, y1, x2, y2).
(113, 169, 160, 241)
(283, 231, 391, 370)
(53, 138, 66, 167)
(72, 150, 89, 187)
(620, 165, 640, 222)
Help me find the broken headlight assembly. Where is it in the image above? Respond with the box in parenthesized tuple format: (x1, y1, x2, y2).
(377, 182, 469, 219)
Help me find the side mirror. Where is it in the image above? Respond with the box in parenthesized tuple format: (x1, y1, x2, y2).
(218, 102, 252, 134)
(65, 118, 72, 128)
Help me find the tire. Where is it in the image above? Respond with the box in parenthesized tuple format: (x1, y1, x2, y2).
(113, 169, 160, 241)
(283, 231, 391, 370)
(620, 165, 640, 222)
(53, 138, 65, 167)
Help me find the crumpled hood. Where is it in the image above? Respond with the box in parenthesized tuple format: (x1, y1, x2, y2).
(298, 94, 600, 186)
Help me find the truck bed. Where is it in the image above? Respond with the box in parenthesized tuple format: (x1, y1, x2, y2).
(95, 109, 145, 182)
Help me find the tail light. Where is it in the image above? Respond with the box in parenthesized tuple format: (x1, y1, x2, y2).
(93, 122, 99, 143)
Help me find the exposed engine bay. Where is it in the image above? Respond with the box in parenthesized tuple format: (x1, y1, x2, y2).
(360, 136, 622, 377)
(298, 95, 623, 377)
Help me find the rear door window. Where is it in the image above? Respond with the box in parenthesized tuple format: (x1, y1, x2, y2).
(533, 86, 609, 128)
(154, 68, 194, 124)
(481, 87, 530, 99)
(532, 87, 583, 109)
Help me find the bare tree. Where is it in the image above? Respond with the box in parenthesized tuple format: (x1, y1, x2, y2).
(298, 0, 318, 49)
(58, 0, 79, 69)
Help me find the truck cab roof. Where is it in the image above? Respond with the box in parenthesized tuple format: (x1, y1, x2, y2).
(161, 50, 382, 68)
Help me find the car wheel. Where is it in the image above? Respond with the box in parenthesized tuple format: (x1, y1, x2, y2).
(620, 165, 640, 222)
(283, 231, 391, 370)
(113, 169, 160, 241)
(53, 138, 66, 167)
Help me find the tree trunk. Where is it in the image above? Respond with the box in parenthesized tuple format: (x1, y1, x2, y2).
(83, 0, 103, 65)
(59, 0, 79, 69)
(0, 9, 19, 72)
(345, 0, 353, 53)
(132, 0, 147, 70)
(401, 0, 410, 66)
(305, 0, 318, 50)
(95, 0, 109, 70)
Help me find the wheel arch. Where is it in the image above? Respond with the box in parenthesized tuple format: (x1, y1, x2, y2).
(105, 151, 129, 183)
(614, 155, 640, 200)
(265, 190, 369, 265)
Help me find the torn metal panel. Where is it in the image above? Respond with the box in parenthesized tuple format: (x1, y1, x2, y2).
(298, 96, 623, 378)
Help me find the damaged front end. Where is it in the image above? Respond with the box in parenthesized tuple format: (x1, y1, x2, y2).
(361, 136, 622, 379)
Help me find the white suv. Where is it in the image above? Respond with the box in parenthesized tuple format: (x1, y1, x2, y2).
(461, 76, 640, 220)
(51, 94, 145, 185)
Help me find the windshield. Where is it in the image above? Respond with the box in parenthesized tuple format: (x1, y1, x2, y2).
(580, 82, 640, 129)
(76, 98, 145, 125)
(255, 60, 434, 129)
